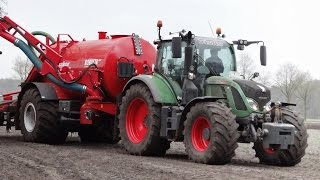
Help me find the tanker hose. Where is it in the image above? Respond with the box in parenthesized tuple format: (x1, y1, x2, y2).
(28, 31, 56, 54)
(14, 38, 86, 94)
(27, 31, 95, 84)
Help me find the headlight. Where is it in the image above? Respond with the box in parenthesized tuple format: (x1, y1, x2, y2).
(188, 72, 195, 80)
(263, 101, 272, 112)
(247, 98, 259, 111)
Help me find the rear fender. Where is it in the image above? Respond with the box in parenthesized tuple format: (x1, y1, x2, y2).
(122, 74, 178, 104)
(15, 82, 58, 130)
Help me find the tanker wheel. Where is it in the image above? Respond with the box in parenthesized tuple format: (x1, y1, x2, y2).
(19, 88, 68, 144)
(119, 84, 170, 156)
(253, 107, 308, 166)
(184, 102, 239, 165)
(79, 116, 120, 144)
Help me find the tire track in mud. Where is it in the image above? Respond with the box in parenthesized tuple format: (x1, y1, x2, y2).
(3, 152, 63, 180)
(0, 128, 319, 180)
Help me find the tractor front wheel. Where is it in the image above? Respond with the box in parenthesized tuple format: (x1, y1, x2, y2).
(253, 108, 308, 166)
(19, 88, 68, 144)
(184, 102, 239, 164)
(119, 84, 170, 156)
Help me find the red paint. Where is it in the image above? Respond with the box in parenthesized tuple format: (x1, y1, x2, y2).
(191, 117, 210, 152)
(126, 98, 148, 143)
(264, 148, 276, 155)
(59, 35, 156, 99)
(98, 31, 107, 39)
(3, 96, 12, 101)
(0, 16, 157, 127)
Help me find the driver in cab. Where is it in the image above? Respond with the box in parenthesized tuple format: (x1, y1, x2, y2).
(205, 48, 224, 75)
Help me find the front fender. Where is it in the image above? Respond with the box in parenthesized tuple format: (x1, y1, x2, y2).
(123, 73, 178, 104)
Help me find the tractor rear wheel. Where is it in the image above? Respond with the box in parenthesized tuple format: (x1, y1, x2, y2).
(79, 116, 120, 144)
(184, 102, 239, 165)
(119, 84, 170, 156)
(19, 88, 68, 144)
(253, 108, 308, 166)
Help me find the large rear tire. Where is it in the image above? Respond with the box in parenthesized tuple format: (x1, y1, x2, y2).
(19, 88, 68, 144)
(184, 102, 239, 165)
(253, 108, 308, 166)
(79, 116, 120, 144)
(119, 84, 170, 156)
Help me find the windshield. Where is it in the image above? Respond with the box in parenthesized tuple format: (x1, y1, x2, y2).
(194, 37, 236, 77)
(157, 37, 236, 86)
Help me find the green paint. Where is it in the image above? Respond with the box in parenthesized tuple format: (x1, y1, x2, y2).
(134, 73, 178, 104)
(205, 76, 264, 118)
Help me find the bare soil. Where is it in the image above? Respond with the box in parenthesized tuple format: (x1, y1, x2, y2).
(0, 125, 319, 180)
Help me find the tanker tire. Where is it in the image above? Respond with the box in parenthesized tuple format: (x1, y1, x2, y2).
(184, 102, 239, 165)
(79, 117, 120, 144)
(119, 83, 170, 156)
(19, 88, 68, 144)
(253, 107, 308, 166)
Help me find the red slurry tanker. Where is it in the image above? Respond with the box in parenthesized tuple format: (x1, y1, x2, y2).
(0, 16, 156, 144)
(0, 16, 307, 166)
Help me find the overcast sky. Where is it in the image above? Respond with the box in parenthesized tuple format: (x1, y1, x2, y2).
(0, 0, 319, 79)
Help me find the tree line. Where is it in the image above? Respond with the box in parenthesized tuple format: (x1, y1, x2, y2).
(238, 53, 315, 121)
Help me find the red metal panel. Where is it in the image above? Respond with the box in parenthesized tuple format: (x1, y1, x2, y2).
(60, 36, 156, 99)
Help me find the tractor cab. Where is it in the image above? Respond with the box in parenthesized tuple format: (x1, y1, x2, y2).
(156, 36, 237, 88)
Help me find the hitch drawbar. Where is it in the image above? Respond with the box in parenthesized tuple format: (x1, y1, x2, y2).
(262, 123, 295, 149)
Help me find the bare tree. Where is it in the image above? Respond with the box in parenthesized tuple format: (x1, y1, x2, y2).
(0, 0, 7, 16)
(12, 56, 33, 81)
(255, 70, 272, 87)
(296, 72, 313, 121)
(237, 53, 256, 80)
(274, 63, 301, 103)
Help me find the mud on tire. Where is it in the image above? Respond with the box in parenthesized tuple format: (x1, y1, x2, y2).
(119, 84, 170, 156)
(19, 88, 68, 144)
(253, 107, 308, 166)
(184, 102, 239, 165)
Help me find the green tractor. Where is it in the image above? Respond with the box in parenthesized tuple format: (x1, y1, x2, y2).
(118, 22, 308, 166)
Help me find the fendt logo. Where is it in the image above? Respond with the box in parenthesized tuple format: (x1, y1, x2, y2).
(84, 59, 102, 67)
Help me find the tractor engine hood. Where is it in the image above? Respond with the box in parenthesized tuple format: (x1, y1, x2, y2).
(233, 79, 271, 110)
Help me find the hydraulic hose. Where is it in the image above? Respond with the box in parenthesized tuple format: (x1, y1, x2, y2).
(27, 31, 56, 54)
(31, 31, 56, 43)
(27, 31, 95, 85)
(14, 38, 87, 94)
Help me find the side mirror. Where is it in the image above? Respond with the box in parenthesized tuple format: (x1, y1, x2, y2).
(172, 37, 182, 58)
(260, 45, 267, 66)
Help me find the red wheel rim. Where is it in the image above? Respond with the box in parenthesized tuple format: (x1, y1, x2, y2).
(191, 116, 210, 152)
(126, 98, 148, 144)
(264, 147, 276, 155)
